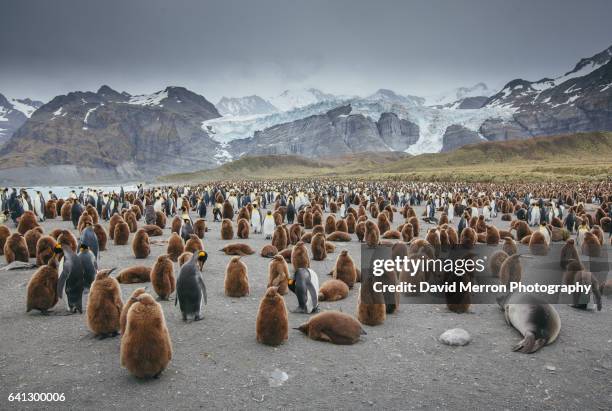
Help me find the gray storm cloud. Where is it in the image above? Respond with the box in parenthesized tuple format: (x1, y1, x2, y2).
(1, 0, 611, 102)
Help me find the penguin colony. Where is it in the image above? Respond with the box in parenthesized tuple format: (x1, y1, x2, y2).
(5, 182, 611, 382)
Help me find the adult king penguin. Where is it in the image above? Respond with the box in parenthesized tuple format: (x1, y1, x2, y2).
(175, 250, 208, 321)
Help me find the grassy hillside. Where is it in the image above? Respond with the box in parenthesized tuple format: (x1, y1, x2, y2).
(160, 132, 612, 183)
(160, 152, 409, 182)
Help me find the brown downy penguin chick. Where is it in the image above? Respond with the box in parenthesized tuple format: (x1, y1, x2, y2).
(514, 220, 531, 241)
(289, 224, 303, 245)
(318, 279, 349, 301)
(401, 222, 413, 242)
(591, 225, 604, 245)
(155, 211, 167, 229)
(114, 221, 130, 246)
(408, 216, 419, 237)
(129, 205, 141, 221)
(355, 221, 366, 242)
(357, 273, 386, 326)
(325, 215, 336, 235)
(381, 268, 400, 314)
(224, 256, 249, 297)
(237, 218, 250, 239)
(45, 200, 58, 219)
(60, 200, 72, 221)
(460, 227, 476, 249)
(26, 258, 59, 313)
(291, 241, 310, 269)
(193, 219, 206, 239)
(4, 232, 29, 263)
(486, 225, 500, 245)
(502, 237, 517, 256)
(562, 260, 602, 311)
(171, 216, 182, 234)
(178, 251, 193, 267)
(381, 229, 401, 239)
(268, 254, 289, 294)
(312, 211, 323, 227)
(131, 229, 150, 259)
(222, 200, 234, 220)
(0, 225, 10, 255)
(520, 234, 532, 245)
(116, 266, 151, 284)
(327, 231, 352, 242)
(581, 232, 601, 257)
(529, 231, 548, 256)
(377, 213, 390, 235)
(331, 250, 357, 288)
(36, 235, 56, 266)
(57, 230, 77, 252)
(365, 220, 380, 248)
(85, 204, 99, 224)
(303, 211, 313, 229)
(185, 234, 204, 254)
(17, 211, 39, 235)
(120, 293, 172, 379)
(108, 214, 124, 241)
(279, 246, 293, 262)
(220, 243, 255, 256)
(499, 254, 522, 286)
(335, 219, 348, 233)
(426, 228, 441, 257)
(141, 224, 163, 237)
(120, 287, 146, 335)
(311, 232, 327, 261)
(560, 238, 580, 269)
(256, 286, 289, 346)
(87, 268, 123, 338)
(297, 311, 366, 345)
(446, 226, 459, 248)
(346, 213, 356, 233)
(24, 227, 43, 258)
(150, 255, 175, 300)
(93, 224, 108, 251)
(300, 232, 313, 243)
(260, 244, 279, 258)
(489, 250, 509, 277)
(475, 215, 487, 233)
(78, 212, 93, 233)
(221, 218, 234, 240)
(272, 225, 288, 251)
(166, 232, 184, 262)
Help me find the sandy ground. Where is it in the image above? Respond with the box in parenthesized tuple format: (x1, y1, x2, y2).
(0, 205, 611, 410)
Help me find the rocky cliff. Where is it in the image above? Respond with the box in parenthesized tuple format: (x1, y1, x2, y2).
(0, 86, 222, 184)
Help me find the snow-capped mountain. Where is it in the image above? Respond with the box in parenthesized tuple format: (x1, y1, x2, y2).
(0, 85, 225, 184)
(0, 93, 44, 146)
(268, 88, 338, 112)
(424, 82, 495, 107)
(211, 44, 612, 157)
(480, 44, 612, 141)
(216, 95, 277, 117)
(365, 89, 424, 107)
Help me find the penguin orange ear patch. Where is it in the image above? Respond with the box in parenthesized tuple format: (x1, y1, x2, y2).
(287, 279, 294, 285)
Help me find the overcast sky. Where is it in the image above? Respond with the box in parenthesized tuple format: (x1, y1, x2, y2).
(1, 0, 611, 103)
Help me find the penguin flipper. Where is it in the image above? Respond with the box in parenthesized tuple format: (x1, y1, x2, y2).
(198, 275, 207, 305)
(306, 281, 319, 313)
(57, 258, 71, 299)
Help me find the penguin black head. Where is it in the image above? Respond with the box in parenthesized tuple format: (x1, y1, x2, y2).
(287, 277, 295, 292)
(197, 250, 208, 270)
(79, 243, 89, 252)
(53, 243, 63, 255)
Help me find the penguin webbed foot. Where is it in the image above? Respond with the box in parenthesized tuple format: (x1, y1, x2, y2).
(291, 306, 308, 314)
